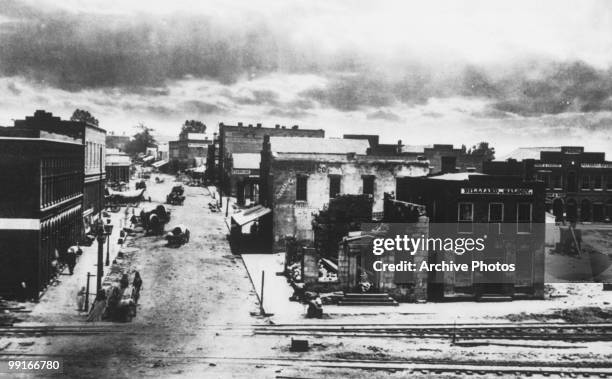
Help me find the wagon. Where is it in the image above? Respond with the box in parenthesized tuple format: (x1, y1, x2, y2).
(165, 224, 190, 246)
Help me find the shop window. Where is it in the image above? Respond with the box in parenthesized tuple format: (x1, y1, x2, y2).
(489, 203, 504, 234)
(552, 174, 563, 189)
(517, 203, 532, 234)
(457, 202, 473, 233)
(296, 175, 308, 201)
(329, 175, 341, 199)
(362, 175, 375, 196)
(537, 173, 550, 188)
(581, 175, 590, 190)
(606, 175, 612, 190)
(593, 175, 603, 190)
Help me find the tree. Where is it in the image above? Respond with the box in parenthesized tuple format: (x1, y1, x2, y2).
(181, 120, 206, 134)
(124, 123, 157, 155)
(70, 109, 99, 126)
(469, 142, 495, 161)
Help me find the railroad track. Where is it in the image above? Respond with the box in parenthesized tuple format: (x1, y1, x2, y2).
(254, 322, 612, 342)
(4, 322, 612, 342)
(0, 353, 610, 377)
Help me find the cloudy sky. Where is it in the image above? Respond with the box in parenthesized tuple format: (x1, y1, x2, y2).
(1, 0, 611, 156)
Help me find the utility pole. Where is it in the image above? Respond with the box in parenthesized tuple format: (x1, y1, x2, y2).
(96, 233, 104, 293)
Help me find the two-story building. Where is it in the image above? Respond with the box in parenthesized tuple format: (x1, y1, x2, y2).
(0, 121, 84, 300)
(484, 146, 612, 222)
(218, 123, 325, 196)
(169, 131, 212, 172)
(396, 173, 546, 300)
(259, 136, 430, 252)
(14, 111, 106, 235)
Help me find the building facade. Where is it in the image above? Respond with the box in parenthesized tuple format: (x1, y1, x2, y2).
(484, 146, 612, 222)
(15, 111, 106, 233)
(106, 149, 131, 183)
(260, 136, 430, 252)
(218, 122, 325, 196)
(228, 153, 261, 206)
(0, 124, 84, 300)
(169, 131, 211, 172)
(396, 173, 546, 300)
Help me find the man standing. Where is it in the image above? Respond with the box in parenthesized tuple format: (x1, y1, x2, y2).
(66, 247, 77, 275)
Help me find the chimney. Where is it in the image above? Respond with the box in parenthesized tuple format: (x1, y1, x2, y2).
(238, 122, 243, 127)
(256, 123, 262, 128)
(248, 124, 253, 128)
(281, 125, 286, 129)
(292, 125, 298, 129)
(219, 122, 224, 127)
(275, 124, 280, 129)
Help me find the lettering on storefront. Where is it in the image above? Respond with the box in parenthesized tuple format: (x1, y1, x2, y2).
(460, 188, 534, 196)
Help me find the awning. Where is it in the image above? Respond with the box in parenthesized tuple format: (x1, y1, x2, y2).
(152, 160, 169, 168)
(189, 165, 206, 173)
(231, 205, 271, 226)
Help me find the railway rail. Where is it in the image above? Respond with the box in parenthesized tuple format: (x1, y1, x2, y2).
(0, 353, 610, 377)
(3, 322, 612, 342)
(254, 322, 612, 342)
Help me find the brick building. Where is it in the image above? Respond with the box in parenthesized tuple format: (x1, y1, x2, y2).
(14, 111, 106, 235)
(259, 136, 430, 252)
(396, 173, 546, 300)
(342, 137, 490, 175)
(169, 130, 212, 172)
(484, 146, 612, 222)
(0, 122, 84, 300)
(218, 122, 325, 196)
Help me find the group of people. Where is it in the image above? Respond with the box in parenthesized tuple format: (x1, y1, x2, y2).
(78, 271, 143, 322)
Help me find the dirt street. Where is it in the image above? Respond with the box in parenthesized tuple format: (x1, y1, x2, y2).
(5, 175, 612, 379)
(11, 176, 284, 378)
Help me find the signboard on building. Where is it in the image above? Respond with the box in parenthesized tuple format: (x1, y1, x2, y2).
(460, 188, 534, 196)
(232, 169, 251, 175)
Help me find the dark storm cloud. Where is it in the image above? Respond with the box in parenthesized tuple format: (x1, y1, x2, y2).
(299, 62, 612, 117)
(1, 1, 612, 118)
(0, 0, 288, 90)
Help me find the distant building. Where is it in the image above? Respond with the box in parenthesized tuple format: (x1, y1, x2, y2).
(14, 110, 106, 235)
(169, 130, 211, 172)
(484, 146, 612, 222)
(342, 137, 489, 175)
(396, 173, 546, 300)
(228, 153, 261, 206)
(259, 136, 430, 252)
(106, 149, 131, 183)
(0, 119, 85, 300)
(218, 122, 325, 196)
(106, 133, 130, 151)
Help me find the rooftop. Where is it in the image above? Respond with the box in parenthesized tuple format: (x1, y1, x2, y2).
(499, 147, 561, 161)
(269, 137, 369, 155)
(427, 172, 486, 181)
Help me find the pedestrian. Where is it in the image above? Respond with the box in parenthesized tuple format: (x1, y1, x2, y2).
(66, 247, 77, 275)
(132, 271, 143, 304)
(132, 271, 143, 292)
(120, 273, 129, 289)
(76, 286, 86, 311)
(86, 289, 107, 322)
